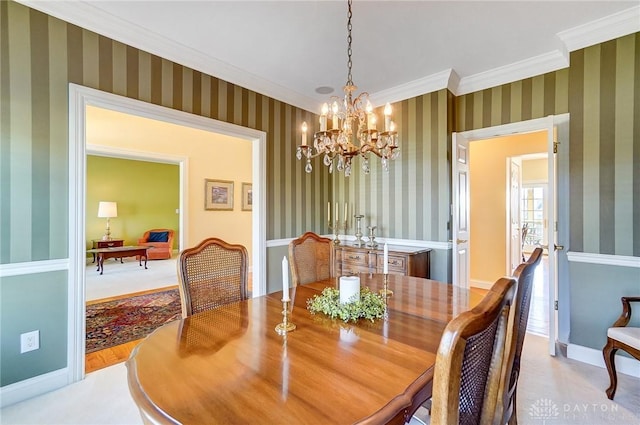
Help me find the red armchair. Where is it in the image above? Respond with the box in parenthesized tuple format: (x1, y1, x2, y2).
(138, 229, 175, 260)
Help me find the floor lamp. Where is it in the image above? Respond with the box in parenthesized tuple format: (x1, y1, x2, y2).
(97, 201, 118, 241)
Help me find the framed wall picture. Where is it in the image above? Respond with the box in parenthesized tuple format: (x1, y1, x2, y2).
(205, 179, 234, 211)
(241, 182, 253, 211)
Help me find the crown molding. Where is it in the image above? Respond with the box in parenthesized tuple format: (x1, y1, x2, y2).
(558, 5, 640, 52)
(369, 69, 453, 106)
(455, 49, 569, 96)
(18, 0, 320, 112)
(18, 1, 640, 108)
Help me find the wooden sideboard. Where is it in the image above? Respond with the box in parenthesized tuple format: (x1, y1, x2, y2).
(334, 243, 431, 278)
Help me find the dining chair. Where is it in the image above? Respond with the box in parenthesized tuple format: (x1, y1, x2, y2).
(288, 231, 333, 286)
(602, 296, 640, 400)
(500, 247, 544, 424)
(177, 237, 249, 318)
(430, 276, 517, 425)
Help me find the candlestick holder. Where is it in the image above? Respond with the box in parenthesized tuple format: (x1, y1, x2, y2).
(366, 225, 378, 248)
(328, 219, 348, 245)
(379, 273, 393, 297)
(275, 299, 296, 335)
(353, 215, 365, 247)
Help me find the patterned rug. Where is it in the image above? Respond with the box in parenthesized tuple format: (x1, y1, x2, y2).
(86, 288, 181, 353)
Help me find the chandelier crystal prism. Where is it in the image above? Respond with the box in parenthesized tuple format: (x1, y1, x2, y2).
(296, 0, 399, 177)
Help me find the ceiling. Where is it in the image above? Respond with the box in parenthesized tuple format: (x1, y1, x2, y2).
(21, 1, 640, 112)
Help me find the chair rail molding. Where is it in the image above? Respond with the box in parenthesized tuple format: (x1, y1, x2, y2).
(566, 252, 640, 268)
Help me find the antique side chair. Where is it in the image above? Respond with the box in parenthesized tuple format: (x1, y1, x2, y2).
(177, 237, 248, 318)
(430, 276, 517, 425)
(288, 231, 334, 286)
(603, 296, 640, 400)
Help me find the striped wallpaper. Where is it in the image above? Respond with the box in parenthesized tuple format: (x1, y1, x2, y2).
(1, 0, 638, 264)
(454, 33, 639, 257)
(0, 1, 328, 264)
(333, 90, 452, 243)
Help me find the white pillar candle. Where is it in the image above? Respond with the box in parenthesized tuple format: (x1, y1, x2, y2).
(383, 243, 389, 274)
(339, 276, 361, 304)
(282, 256, 290, 301)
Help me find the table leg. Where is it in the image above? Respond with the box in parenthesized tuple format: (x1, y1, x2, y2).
(98, 255, 104, 275)
(139, 254, 148, 269)
(92, 253, 96, 263)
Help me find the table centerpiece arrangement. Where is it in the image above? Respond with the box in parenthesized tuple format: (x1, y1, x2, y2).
(306, 286, 386, 323)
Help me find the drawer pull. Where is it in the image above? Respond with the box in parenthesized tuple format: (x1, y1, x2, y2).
(348, 255, 361, 260)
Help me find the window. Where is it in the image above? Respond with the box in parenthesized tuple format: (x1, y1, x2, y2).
(521, 185, 547, 251)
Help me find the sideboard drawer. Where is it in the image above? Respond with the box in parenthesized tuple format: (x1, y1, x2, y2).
(378, 255, 406, 273)
(342, 251, 368, 265)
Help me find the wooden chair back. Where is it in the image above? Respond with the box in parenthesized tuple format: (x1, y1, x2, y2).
(288, 232, 333, 286)
(177, 237, 248, 318)
(431, 276, 517, 425)
(500, 247, 543, 424)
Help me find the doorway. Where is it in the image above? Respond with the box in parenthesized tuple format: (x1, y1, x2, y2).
(453, 114, 569, 356)
(68, 83, 267, 383)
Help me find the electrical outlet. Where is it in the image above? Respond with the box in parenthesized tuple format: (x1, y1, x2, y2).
(20, 330, 40, 353)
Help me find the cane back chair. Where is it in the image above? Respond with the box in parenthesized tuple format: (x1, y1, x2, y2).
(177, 237, 248, 318)
(288, 232, 334, 286)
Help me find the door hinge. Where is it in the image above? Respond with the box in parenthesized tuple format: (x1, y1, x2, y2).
(553, 142, 559, 154)
(554, 300, 559, 311)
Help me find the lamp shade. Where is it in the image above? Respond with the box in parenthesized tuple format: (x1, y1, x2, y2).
(97, 201, 118, 218)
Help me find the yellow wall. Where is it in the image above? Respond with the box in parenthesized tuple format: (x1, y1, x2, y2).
(522, 158, 548, 182)
(86, 105, 253, 263)
(469, 131, 546, 285)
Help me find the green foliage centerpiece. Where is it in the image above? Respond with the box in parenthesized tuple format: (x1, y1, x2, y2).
(306, 286, 386, 323)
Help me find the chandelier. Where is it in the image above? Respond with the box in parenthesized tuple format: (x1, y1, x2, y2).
(296, 0, 399, 177)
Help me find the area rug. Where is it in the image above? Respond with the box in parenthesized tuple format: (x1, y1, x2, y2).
(86, 288, 181, 353)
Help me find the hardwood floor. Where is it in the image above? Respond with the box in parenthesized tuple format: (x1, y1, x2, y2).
(85, 276, 254, 374)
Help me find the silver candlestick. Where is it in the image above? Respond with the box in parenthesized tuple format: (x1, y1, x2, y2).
(366, 225, 378, 248)
(353, 215, 365, 247)
(328, 219, 348, 245)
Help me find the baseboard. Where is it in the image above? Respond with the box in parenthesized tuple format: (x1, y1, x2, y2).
(567, 343, 640, 378)
(0, 368, 69, 408)
(470, 279, 494, 290)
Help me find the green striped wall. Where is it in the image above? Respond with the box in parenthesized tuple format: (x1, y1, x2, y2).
(0, 0, 328, 266)
(334, 90, 451, 242)
(454, 33, 639, 257)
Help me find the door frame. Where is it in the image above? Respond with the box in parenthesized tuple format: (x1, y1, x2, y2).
(453, 114, 568, 355)
(68, 83, 267, 383)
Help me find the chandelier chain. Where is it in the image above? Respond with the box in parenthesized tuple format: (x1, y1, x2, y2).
(346, 0, 353, 87)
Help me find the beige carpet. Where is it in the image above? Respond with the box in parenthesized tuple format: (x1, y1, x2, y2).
(2, 333, 638, 424)
(85, 256, 178, 301)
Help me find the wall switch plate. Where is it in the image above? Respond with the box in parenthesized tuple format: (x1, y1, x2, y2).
(20, 330, 40, 353)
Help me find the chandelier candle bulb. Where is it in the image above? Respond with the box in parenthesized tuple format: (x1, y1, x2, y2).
(383, 243, 389, 274)
(282, 256, 290, 301)
(384, 103, 392, 132)
(301, 122, 308, 146)
(332, 102, 339, 129)
(320, 103, 328, 131)
(339, 276, 361, 304)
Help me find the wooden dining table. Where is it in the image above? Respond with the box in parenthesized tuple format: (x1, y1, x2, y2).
(126, 273, 472, 424)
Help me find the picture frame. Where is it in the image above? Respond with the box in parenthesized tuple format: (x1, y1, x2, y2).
(241, 182, 253, 211)
(205, 179, 234, 211)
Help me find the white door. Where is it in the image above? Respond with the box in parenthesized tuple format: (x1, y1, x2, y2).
(452, 133, 470, 288)
(508, 158, 522, 274)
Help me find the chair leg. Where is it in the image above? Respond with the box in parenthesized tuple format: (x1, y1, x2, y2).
(603, 338, 618, 400)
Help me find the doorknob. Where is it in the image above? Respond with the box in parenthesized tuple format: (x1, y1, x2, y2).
(456, 239, 468, 244)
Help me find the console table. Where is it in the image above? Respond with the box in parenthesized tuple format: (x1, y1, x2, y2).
(334, 243, 431, 278)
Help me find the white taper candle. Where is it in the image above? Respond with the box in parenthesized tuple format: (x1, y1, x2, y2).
(383, 243, 389, 274)
(282, 256, 290, 301)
